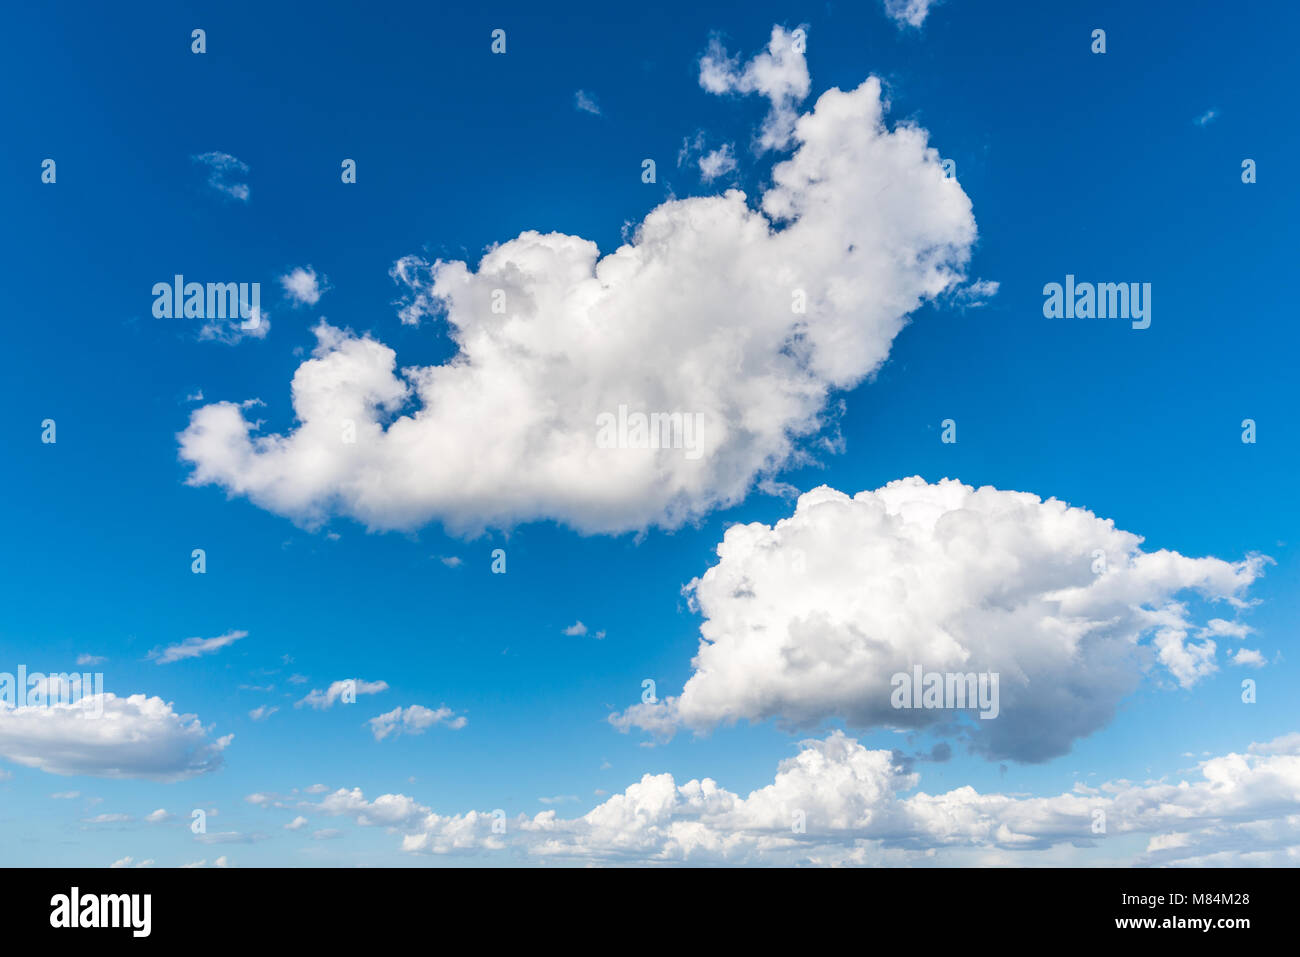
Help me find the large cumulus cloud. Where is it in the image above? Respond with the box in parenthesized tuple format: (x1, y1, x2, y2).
(611, 477, 1266, 761)
(178, 32, 976, 535)
(0, 693, 232, 780)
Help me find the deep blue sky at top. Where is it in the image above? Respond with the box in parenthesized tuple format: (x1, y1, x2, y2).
(0, 0, 1295, 865)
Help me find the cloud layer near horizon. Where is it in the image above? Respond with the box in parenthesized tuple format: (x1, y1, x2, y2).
(281, 729, 1300, 866)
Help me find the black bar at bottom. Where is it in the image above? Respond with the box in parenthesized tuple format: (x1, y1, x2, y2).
(0, 867, 1284, 943)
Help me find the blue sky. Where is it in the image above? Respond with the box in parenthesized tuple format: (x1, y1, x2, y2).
(1, 0, 1297, 867)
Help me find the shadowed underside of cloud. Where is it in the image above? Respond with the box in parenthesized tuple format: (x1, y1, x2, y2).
(284, 730, 1300, 866)
(0, 694, 231, 780)
(610, 477, 1266, 762)
(178, 30, 977, 536)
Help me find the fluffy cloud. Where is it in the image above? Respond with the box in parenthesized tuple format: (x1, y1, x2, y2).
(882, 0, 937, 29)
(280, 266, 326, 306)
(178, 42, 977, 536)
(279, 730, 1300, 866)
(0, 694, 231, 780)
(699, 144, 737, 182)
(368, 704, 466, 741)
(148, 629, 246, 664)
(611, 478, 1265, 762)
(699, 26, 810, 151)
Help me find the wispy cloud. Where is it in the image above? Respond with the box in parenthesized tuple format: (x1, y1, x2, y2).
(148, 630, 247, 665)
(192, 151, 251, 201)
(297, 679, 388, 710)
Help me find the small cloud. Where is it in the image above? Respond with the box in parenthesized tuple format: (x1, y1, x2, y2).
(280, 266, 327, 306)
(192, 151, 251, 201)
(574, 90, 601, 115)
(439, 555, 463, 568)
(297, 679, 388, 710)
(538, 795, 579, 805)
(950, 279, 1000, 308)
(110, 856, 154, 869)
(149, 630, 247, 665)
(563, 621, 588, 637)
(199, 305, 270, 345)
(312, 828, 343, 841)
(249, 705, 279, 722)
(145, 809, 175, 824)
(699, 144, 737, 182)
(288, 674, 310, 685)
(1231, 648, 1266, 667)
(284, 816, 309, 831)
(368, 704, 467, 741)
(304, 784, 329, 795)
(1200, 618, 1252, 639)
(50, 791, 80, 800)
(76, 654, 106, 666)
(1194, 108, 1219, 127)
(83, 813, 133, 825)
(882, 0, 936, 29)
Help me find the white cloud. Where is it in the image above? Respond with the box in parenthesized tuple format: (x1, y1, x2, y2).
(83, 813, 132, 824)
(1194, 108, 1219, 127)
(882, 0, 937, 29)
(699, 26, 810, 152)
(297, 679, 388, 710)
(280, 266, 326, 306)
(149, 629, 247, 665)
(145, 808, 175, 824)
(289, 730, 1300, 866)
(110, 856, 154, 868)
(179, 50, 978, 536)
(76, 654, 105, 666)
(1202, 618, 1252, 639)
(1232, 648, 1266, 667)
(285, 815, 309, 830)
(611, 478, 1265, 762)
(249, 705, 279, 721)
(950, 278, 999, 307)
(368, 704, 467, 741)
(199, 305, 270, 345)
(192, 151, 250, 201)
(699, 144, 737, 182)
(574, 90, 601, 115)
(0, 693, 231, 780)
(562, 621, 588, 637)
